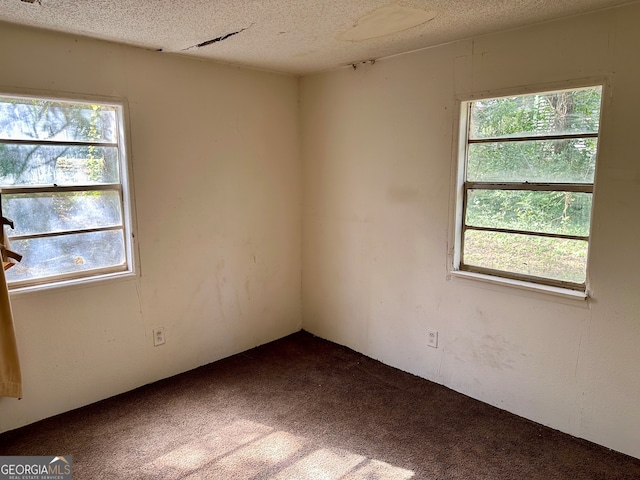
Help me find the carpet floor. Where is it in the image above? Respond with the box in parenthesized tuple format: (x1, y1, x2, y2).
(1, 330, 639, 479)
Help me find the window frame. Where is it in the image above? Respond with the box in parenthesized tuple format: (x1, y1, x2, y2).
(0, 91, 137, 292)
(451, 82, 605, 295)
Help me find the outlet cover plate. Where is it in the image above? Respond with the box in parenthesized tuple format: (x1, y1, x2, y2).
(153, 327, 166, 346)
(427, 329, 438, 348)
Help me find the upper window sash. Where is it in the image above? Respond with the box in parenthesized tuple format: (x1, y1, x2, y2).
(0, 97, 119, 143)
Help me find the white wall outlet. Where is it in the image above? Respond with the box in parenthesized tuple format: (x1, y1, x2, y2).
(153, 327, 166, 346)
(427, 329, 438, 348)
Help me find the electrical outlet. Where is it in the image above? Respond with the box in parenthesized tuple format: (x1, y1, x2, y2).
(427, 329, 438, 348)
(153, 327, 166, 346)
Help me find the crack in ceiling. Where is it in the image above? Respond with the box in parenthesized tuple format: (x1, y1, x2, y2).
(183, 25, 252, 51)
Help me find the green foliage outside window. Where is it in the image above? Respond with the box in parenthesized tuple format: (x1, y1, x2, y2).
(459, 86, 602, 288)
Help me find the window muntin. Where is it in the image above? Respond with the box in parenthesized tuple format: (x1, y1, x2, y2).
(456, 86, 602, 291)
(0, 94, 133, 289)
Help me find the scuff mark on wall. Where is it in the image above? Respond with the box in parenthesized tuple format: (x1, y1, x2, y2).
(472, 334, 516, 370)
(387, 186, 420, 204)
(215, 260, 226, 322)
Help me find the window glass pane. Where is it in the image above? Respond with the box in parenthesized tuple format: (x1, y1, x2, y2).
(0, 144, 119, 186)
(469, 87, 601, 140)
(465, 190, 592, 237)
(5, 230, 126, 284)
(0, 97, 117, 143)
(463, 230, 587, 284)
(2, 190, 123, 237)
(467, 138, 597, 183)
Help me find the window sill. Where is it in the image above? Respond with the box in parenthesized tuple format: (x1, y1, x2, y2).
(448, 269, 589, 301)
(8, 270, 137, 297)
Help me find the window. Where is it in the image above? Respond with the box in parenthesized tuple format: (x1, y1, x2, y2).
(0, 94, 134, 290)
(454, 85, 603, 291)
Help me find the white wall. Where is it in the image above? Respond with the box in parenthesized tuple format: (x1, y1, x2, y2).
(0, 23, 301, 432)
(301, 4, 640, 459)
(2, 3, 640, 462)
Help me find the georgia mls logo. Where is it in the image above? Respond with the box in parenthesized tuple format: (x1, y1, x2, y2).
(0, 455, 73, 479)
(49, 456, 71, 472)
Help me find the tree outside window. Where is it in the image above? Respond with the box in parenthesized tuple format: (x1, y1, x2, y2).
(455, 86, 603, 291)
(0, 94, 134, 289)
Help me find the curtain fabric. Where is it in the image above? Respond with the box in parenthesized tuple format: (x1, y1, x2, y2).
(0, 226, 22, 398)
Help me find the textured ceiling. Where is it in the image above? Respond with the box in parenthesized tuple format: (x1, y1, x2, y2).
(0, 0, 634, 75)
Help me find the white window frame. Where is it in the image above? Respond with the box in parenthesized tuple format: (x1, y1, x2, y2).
(450, 82, 605, 297)
(0, 92, 137, 292)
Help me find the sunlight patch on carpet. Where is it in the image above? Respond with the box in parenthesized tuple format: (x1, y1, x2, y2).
(144, 418, 414, 479)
